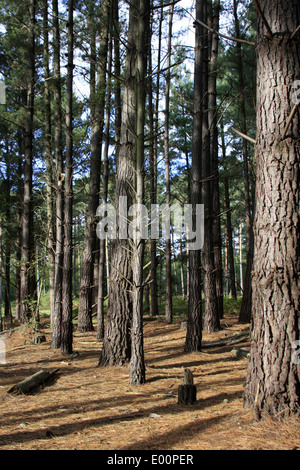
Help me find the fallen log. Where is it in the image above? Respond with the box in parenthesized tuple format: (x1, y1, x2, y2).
(7, 369, 59, 395)
(231, 347, 250, 359)
(202, 330, 250, 349)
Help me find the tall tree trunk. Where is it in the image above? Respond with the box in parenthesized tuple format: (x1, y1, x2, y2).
(20, 0, 36, 324)
(4, 149, 11, 320)
(99, 0, 139, 367)
(209, 0, 223, 319)
(78, 0, 110, 332)
(97, 28, 113, 341)
(164, 0, 175, 324)
(148, 6, 159, 318)
(233, 0, 254, 324)
(43, 0, 55, 323)
(221, 119, 237, 299)
(244, 0, 300, 417)
(130, 0, 150, 385)
(202, 0, 220, 333)
(61, 0, 74, 356)
(51, 0, 64, 348)
(185, 0, 203, 352)
(15, 136, 23, 321)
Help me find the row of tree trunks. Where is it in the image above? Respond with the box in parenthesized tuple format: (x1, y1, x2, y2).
(78, 0, 111, 333)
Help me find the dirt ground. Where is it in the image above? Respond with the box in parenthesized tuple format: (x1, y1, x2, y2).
(0, 314, 299, 451)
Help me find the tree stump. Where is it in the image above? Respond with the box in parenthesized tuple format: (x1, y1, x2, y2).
(178, 368, 197, 405)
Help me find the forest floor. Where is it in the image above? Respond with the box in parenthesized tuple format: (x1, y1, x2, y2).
(0, 306, 299, 451)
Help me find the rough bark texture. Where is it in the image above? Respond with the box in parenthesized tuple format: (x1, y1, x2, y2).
(61, 0, 73, 356)
(130, 0, 149, 385)
(51, 0, 64, 348)
(244, 0, 300, 417)
(201, 0, 220, 334)
(185, 0, 203, 352)
(99, 0, 138, 366)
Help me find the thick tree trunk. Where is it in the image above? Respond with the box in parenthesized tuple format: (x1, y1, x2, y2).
(99, 0, 138, 366)
(130, 0, 149, 385)
(244, 0, 300, 417)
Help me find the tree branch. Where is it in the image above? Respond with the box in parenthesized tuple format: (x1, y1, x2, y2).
(232, 127, 256, 144)
(253, 0, 273, 38)
(193, 18, 256, 47)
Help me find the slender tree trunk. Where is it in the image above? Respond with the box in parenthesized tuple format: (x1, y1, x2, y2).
(78, 0, 110, 332)
(51, 0, 64, 348)
(202, 0, 220, 333)
(164, 0, 175, 324)
(15, 137, 23, 321)
(185, 0, 203, 352)
(244, 0, 300, 417)
(43, 0, 55, 322)
(221, 120, 237, 299)
(61, 0, 74, 356)
(209, 0, 223, 319)
(113, 0, 121, 167)
(20, 0, 36, 324)
(239, 222, 244, 293)
(233, 0, 254, 324)
(97, 28, 113, 341)
(148, 8, 159, 317)
(4, 150, 11, 320)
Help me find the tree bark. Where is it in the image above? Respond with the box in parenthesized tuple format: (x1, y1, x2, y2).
(51, 0, 64, 348)
(221, 117, 237, 299)
(78, 0, 110, 332)
(97, 31, 113, 341)
(244, 0, 300, 417)
(20, 0, 36, 324)
(209, 0, 223, 320)
(185, 0, 203, 353)
(202, 0, 220, 333)
(130, 0, 149, 385)
(61, 0, 74, 356)
(164, 0, 175, 325)
(233, 0, 254, 324)
(99, 0, 138, 367)
(43, 0, 55, 323)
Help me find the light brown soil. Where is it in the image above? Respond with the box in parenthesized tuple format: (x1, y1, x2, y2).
(0, 315, 299, 450)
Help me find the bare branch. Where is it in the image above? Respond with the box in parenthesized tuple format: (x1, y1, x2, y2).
(282, 103, 298, 140)
(290, 25, 300, 39)
(193, 18, 256, 47)
(253, 0, 273, 38)
(232, 127, 256, 144)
